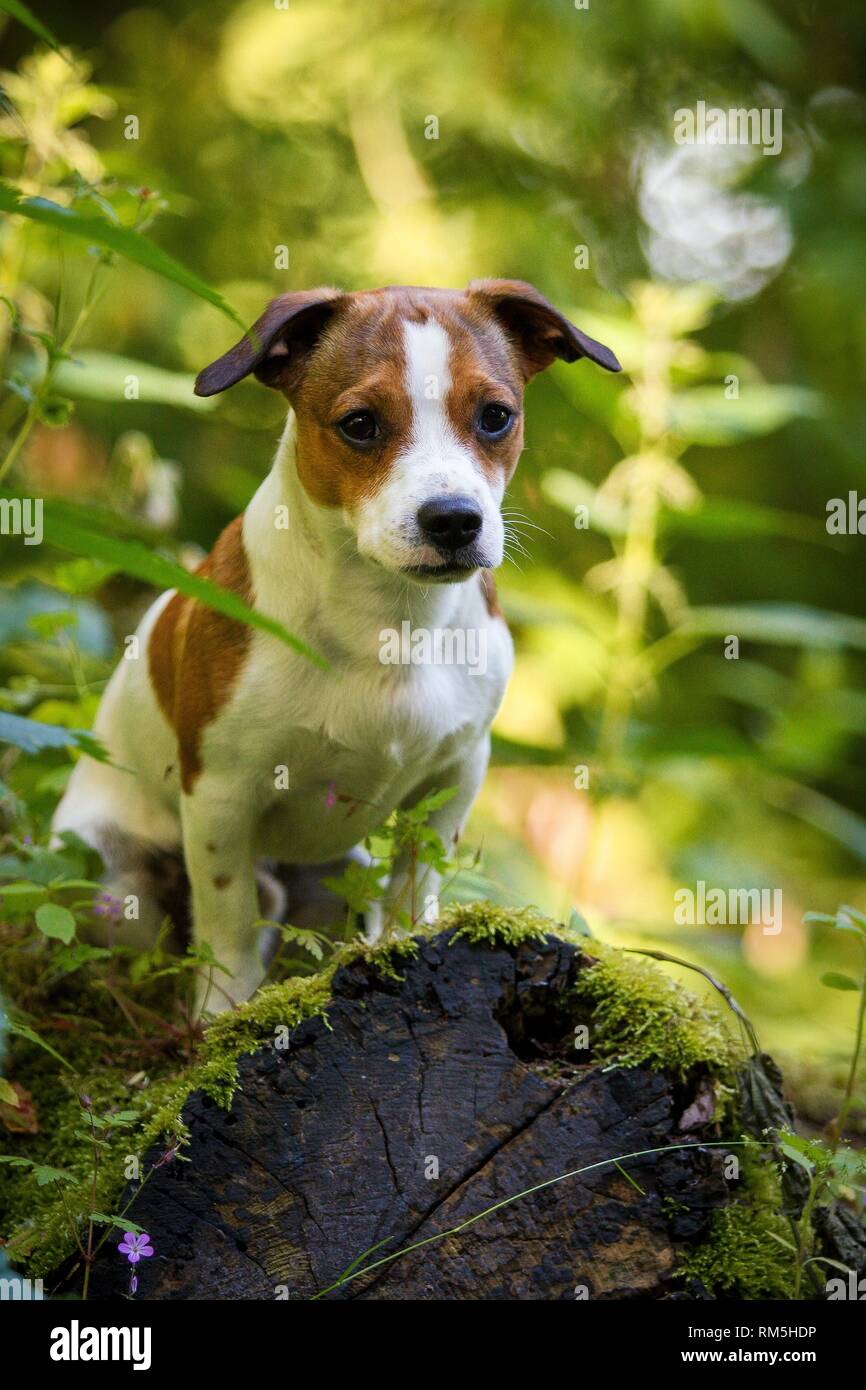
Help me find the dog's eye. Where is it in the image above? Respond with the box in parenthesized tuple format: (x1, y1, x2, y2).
(478, 403, 514, 438)
(337, 410, 380, 444)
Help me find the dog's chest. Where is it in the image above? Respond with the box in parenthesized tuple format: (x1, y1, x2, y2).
(228, 637, 507, 859)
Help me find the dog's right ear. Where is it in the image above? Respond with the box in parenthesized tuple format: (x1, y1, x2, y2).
(194, 288, 344, 397)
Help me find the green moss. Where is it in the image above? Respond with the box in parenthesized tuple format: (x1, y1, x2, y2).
(445, 900, 553, 950)
(678, 1153, 797, 1299)
(571, 939, 737, 1080)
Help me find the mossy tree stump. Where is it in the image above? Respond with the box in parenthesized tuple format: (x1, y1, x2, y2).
(87, 909, 794, 1300)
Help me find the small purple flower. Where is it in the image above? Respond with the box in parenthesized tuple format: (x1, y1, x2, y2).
(130, 1273, 139, 1296)
(94, 892, 123, 923)
(22, 835, 33, 847)
(118, 1232, 154, 1265)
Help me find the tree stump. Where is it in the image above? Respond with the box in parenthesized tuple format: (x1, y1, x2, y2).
(88, 922, 781, 1300)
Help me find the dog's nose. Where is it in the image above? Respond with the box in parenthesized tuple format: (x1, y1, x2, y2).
(417, 495, 483, 552)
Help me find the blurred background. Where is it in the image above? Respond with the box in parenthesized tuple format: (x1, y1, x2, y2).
(1, 0, 865, 1126)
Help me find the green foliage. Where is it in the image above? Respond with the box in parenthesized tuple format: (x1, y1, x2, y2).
(0, 184, 246, 329)
(323, 788, 460, 932)
(679, 1156, 797, 1299)
(573, 938, 738, 1080)
(0, 710, 107, 759)
(0, 0, 63, 55)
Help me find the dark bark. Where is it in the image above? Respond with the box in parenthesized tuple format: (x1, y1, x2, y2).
(89, 929, 751, 1301)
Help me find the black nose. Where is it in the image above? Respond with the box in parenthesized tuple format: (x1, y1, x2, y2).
(417, 495, 483, 552)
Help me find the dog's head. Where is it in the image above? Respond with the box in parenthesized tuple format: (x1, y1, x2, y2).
(195, 281, 620, 583)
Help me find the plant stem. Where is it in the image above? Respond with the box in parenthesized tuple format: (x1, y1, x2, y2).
(82, 1109, 99, 1300)
(836, 953, 866, 1137)
(793, 1172, 822, 1300)
(0, 255, 107, 485)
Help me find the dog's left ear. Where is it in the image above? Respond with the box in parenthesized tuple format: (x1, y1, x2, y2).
(194, 288, 344, 397)
(468, 278, 621, 380)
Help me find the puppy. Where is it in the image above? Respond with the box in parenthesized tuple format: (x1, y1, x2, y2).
(52, 280, 620, 1012)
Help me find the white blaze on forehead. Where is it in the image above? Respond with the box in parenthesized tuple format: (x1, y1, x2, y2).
(403, 318, 456, 459)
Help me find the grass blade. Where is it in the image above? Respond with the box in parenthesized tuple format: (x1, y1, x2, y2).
(39, 508, 329, 670)
(0, 0, 64, 55)
(0, 185, 245, 329)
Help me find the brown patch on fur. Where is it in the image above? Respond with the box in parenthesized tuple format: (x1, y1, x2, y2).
(287, 291, 418, 511)
(212, 873, 232, 890)
(479, 570, 503, 620)
(148, 515, 253, 794)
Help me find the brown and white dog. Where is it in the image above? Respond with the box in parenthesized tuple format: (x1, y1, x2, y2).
(52, 281, 620, 1012)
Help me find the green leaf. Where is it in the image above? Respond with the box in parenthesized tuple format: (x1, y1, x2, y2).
(0, 1156, 77, 1184)
(665, 495, 825, 546)
(0, 185, 246, 329)
(764, 1230, 798, 1254)
(27, 609, 77, 638)
(0, 880, 47, 913)
(14, 349, 217, 413)
(7, 1020, 75, 1071)
(88, 1213, 144, 1234)
(777, 1138, 815, 1174)
(0, 1078, 19, 1106)
(0, 0, 64, 56)
(677, 603, 866, 652)
(35, 901, 77, 944)
(803, 1256, 856, 1275)
(820, 972, 861, 992)
(666, 385, 822, 445)
(567, 909, 593, 938)
(274, 923, 330, 961)
(50, 941, 112, 976)
(33, 1164, 78, 1186)
(410, 787, 456, 817)
(36, 507, 329, 670)
(0, 710, 109, 760)
(490, 733, 564, 767)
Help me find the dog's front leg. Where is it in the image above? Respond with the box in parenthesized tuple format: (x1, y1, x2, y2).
(376, 738, 490, 939)
(180, 776, 263, 1015)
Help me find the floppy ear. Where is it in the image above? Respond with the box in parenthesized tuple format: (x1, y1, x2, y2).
(194, 288, 344, 397)
(468, 278, 621, 380)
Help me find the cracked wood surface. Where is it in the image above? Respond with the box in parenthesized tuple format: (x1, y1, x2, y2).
(90, 930, 732, 1300)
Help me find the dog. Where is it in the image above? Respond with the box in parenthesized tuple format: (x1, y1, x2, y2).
(52, 280, 620, 1013)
